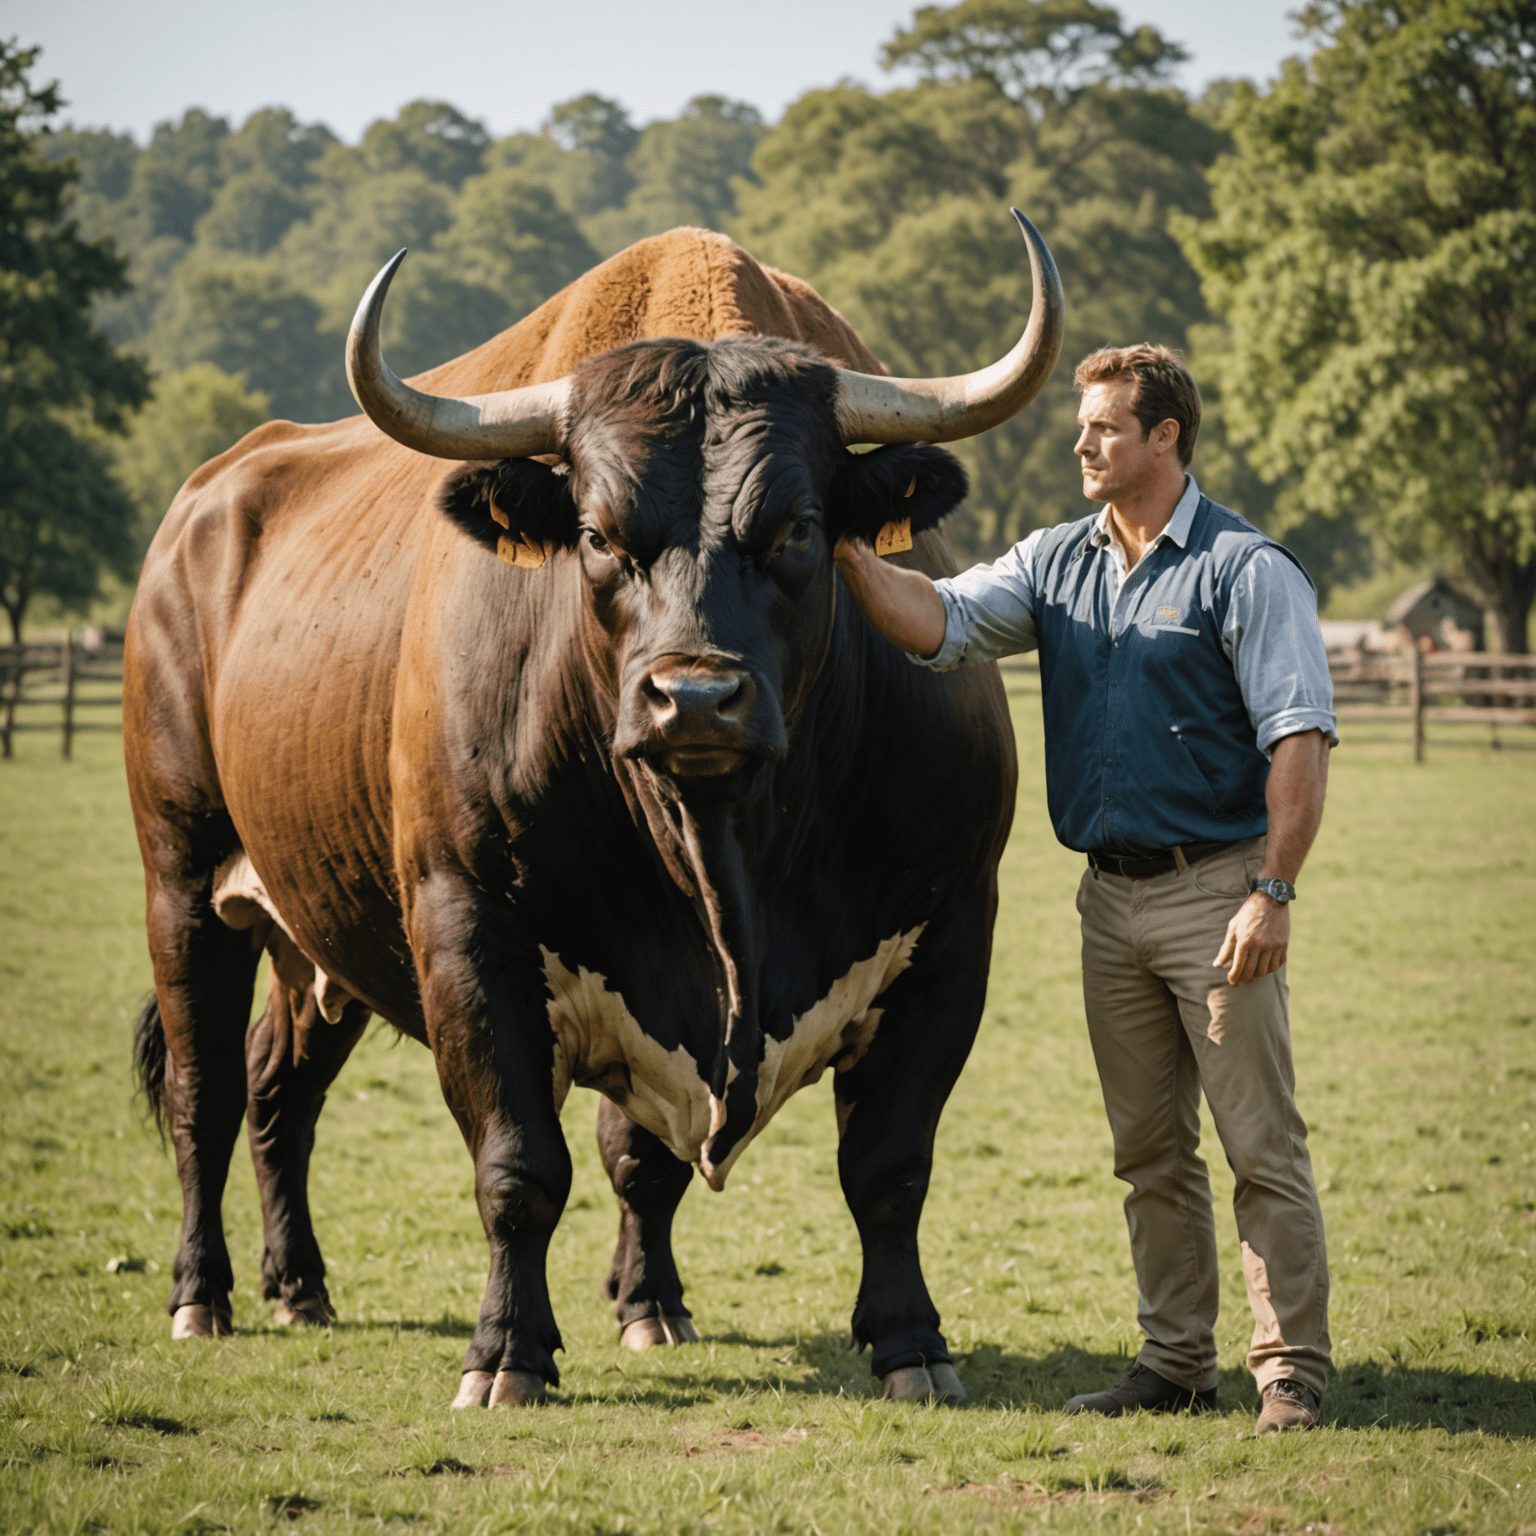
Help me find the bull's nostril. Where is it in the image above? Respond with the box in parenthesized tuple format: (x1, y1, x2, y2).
(647, 668, 750, 722)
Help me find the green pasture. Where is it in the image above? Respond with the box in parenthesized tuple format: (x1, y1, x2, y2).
(1, 677, 1533, 1535)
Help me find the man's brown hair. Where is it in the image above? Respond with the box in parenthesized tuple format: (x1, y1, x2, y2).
(1074, 344, 1202, 468)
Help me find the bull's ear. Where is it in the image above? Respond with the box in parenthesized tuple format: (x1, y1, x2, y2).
(827, 443, 969, 548)
(438, 458, 579, 558)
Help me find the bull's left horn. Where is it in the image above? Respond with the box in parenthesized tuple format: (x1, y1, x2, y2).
(835, 209, 1064, 445)
(346, 250, 570, 459)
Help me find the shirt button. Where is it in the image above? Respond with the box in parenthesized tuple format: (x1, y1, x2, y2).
(1104, 757, 1112, 765)
(1111, 678, 1119, 686)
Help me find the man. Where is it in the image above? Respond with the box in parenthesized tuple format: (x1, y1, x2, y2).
(835, 344, 1333, 1434)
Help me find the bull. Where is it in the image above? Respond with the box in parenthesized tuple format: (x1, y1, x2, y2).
(125, 215, 1063, 1404)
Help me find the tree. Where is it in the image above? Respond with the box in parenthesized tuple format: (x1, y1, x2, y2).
(112, 364, 269, 542)
(593, 96, 766, 253)
(360, 100, 489, 189)
(736, 0, 1223, 558)
(0, 40, 148, 640)
(1177, 0, 1536, 650)
(147, 257, 335, 421)
(194, 170, 309, 254)
(430, 170, 597, 329)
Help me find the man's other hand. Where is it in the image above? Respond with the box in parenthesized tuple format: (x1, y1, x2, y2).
(1214, 891, 1289, 986)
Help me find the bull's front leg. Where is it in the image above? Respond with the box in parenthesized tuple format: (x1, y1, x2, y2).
(833, 913, 992, 1403)
(596, 1097, 698, 1350)
(410, 882, 571, 1408)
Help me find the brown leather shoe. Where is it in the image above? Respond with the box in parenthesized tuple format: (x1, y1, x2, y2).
(1065, 1361, 1216, 1416)
(1255, 1378, 1321, 1433)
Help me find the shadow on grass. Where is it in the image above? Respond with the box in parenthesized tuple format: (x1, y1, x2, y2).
(301, 1320, 1536, 1436)
(326, 1316, 474, 1339)
(958, 1342, 1536, 1437)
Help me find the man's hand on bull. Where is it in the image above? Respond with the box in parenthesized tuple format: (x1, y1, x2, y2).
(833, 535, 949, 660)
(1213, 892, 1289, 986)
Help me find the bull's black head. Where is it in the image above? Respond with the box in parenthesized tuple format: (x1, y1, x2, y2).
(439, 337, 968, 795)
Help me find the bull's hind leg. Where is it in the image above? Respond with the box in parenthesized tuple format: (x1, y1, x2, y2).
(832, 910, 993, 1403)
(246, 966, 369, 1326)
(595, 1097, 698, 1350)
(138, 854, 262, 1338)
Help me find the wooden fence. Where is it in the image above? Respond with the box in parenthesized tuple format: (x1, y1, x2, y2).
(1330, 649, 1536, 760)
(1002, 648, 1535, 761)
(0, 638, 125, 759)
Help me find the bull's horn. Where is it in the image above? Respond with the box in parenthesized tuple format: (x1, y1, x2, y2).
(835, 209, 1064, 446)
(345, 250, 570, 459)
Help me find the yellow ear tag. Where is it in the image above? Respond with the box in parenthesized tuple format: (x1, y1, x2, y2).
(874, 517, 913, 557)
(497, 534, 547, 569)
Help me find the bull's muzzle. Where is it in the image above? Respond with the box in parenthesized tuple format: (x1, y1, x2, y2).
(639, 660, 759, 778)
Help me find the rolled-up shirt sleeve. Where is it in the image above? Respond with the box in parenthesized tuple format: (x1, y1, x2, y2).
(907, 529, 1046, 673)
(1223, 549, 1340, 754)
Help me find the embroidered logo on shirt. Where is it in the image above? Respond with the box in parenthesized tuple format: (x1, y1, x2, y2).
(1156, 605, 1182, 622)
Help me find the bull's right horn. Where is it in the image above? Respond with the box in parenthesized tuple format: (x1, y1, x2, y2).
(835, 209, 1065, 445)
(345, 250, 570, 460)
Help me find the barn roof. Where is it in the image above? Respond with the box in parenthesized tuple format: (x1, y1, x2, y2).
(1386, 576, 1481, 626)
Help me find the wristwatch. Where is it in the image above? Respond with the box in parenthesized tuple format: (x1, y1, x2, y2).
(1250, 877, 1296, 904)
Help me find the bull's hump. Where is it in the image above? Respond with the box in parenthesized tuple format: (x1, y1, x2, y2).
(409, 229, 886, 399)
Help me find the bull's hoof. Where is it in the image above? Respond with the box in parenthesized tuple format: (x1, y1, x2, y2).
(489, 1370, 548, 1406)
(620, 1315, 700, 1352)
(882, 1363, 967, 1402)
(928, 1361, 969, 1401)
(451, 1370, 495, 1409)
(171, 1304, 233, 1340)
(274, 1295, 335, 1328)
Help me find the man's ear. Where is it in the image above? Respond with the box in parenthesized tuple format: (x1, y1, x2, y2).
(827, 443, 969, 547)
(438, 458, 579, 559)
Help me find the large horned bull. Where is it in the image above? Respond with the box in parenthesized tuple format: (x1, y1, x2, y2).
(124, 213, 1062, 1404)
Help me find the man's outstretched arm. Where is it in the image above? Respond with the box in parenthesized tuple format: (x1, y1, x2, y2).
(833, 537, 948, 658)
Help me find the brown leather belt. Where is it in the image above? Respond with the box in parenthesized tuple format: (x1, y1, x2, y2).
(1087, 838, 1233, 880)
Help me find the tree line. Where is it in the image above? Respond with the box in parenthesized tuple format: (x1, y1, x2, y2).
(2, 0, 1532, 648)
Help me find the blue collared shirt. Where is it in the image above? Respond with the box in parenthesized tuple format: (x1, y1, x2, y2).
(912, 477, 1338, 854)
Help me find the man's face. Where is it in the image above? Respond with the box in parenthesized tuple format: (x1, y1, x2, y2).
(1074, 377, 1167, 504)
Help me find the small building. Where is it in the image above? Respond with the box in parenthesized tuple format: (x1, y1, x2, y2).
(1386, 577, 1485, 653)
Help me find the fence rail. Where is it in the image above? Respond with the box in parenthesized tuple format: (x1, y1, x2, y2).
(0, 638, 125, 759)
(1331, 649, 1536, 760)
(1003, 648, 1535, 761)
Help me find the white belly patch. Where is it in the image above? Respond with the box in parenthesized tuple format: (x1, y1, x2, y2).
(212, 852, 357, 1022)
(541, 925, 924, 1184)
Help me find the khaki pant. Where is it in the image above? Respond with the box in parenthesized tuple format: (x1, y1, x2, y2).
(1077, 835, 1330, 1397)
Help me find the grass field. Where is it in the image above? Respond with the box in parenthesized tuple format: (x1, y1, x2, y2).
(2, 676, 1533, 1536)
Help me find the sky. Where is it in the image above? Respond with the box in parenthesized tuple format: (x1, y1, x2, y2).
(12, 0, 1307, 143)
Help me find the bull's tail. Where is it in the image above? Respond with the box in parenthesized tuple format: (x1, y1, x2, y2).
(132, 992, 168, 1142)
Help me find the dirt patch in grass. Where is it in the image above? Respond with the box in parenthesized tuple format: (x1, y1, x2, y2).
(939, 1478, 1171, 1507)
(682, 1425, 814, 1457)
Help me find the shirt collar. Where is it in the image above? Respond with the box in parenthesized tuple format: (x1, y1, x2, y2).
(1090, 474, 1201, 552)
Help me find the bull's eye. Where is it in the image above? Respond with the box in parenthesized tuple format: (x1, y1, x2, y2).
(788, 516, 815, 547)
(585, 529, 613, 555)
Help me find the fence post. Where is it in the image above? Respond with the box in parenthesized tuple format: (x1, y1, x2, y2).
(1410, 647, 1424, 764)
(62, 636, 77, 761)
(1, 653, 16, 760)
